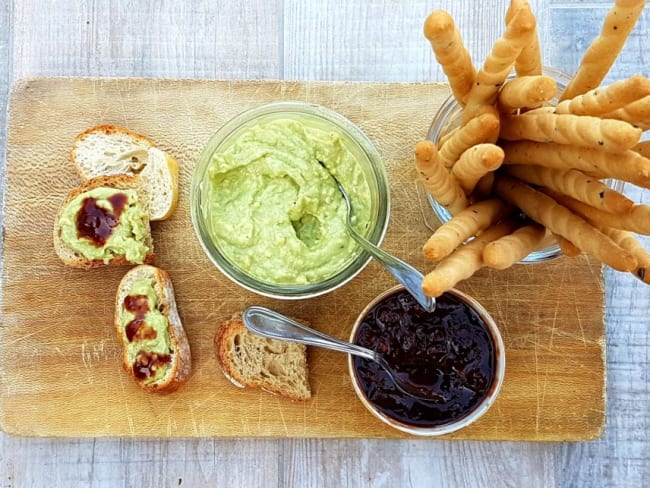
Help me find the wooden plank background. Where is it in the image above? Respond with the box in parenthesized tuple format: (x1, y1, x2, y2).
(0, 1, 648, 487)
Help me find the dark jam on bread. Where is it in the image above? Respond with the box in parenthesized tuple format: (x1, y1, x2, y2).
(133, 351, 171, 380)
(124, 295, 157, 342)
(76, 192, 128, 246)
(124, 292, 170, 381)
(353, 289, 495, 427)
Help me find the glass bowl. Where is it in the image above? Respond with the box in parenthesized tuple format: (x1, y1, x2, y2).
(426, 67, 624, 263)
(191, 101, 390, 299)
(348, 285, 505, 436)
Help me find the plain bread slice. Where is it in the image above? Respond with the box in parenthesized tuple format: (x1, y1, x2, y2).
(71, 125, 153, 179)
(214, 314, 312, 401)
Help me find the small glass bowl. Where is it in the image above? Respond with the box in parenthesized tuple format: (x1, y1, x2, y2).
(348, 285, 505, 436)
(190, 101, 390, 300)
(426, 67, 624, 263)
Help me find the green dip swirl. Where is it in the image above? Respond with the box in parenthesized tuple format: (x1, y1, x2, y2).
(204, 117, 373, 285)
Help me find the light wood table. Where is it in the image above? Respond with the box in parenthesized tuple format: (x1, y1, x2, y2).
(0, 1, 648, 486)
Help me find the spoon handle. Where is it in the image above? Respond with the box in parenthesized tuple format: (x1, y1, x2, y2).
(347, 228, 436, 312)
(242, 306, 378, 362)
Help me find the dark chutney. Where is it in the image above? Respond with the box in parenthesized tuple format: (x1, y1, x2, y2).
(76, 192, 128, 246)
(352, 289, 496, 427)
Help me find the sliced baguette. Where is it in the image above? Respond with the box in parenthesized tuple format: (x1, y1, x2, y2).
(115, 265, 191, 394)
(138, 147, 180, 221)
(71, 125, 179, 221)
(53, 175, 155, 269)
(214, 314, 312, 401)
(71, 125, 153, 177)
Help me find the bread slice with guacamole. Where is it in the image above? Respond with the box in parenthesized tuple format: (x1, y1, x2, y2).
(115, 265, 192, 394)
(214, 314, 311, 401)
(53, 175, 155, 268)
(71, 125, 179, 221)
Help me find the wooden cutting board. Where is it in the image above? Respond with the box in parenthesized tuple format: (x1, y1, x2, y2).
(0, 77, 605, 440)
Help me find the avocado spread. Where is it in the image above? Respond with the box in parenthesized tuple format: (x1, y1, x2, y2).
(121, 278, 171, 383)
(58, 187, 149, 264)
(204, 117, 373, 285)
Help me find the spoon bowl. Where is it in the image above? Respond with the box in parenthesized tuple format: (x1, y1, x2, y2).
(242, 305, 442, 402)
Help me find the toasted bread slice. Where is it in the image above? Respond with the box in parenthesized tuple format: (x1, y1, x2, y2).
(53, 175, 155, 269)
(214, 314, 311, 401)
(115, 265, 191, 394)
(71, 125, 179, 221)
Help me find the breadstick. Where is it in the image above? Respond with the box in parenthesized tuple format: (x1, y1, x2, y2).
(554, 234, 583, 257)
(424, 10, 476, 106)
(483, 222, 546, 269)
(423, 198, 513, 261)
(560, 0, 647, 100)
(633, 141, 650, 159)
(555, 76, 650, 116)
(494, 175, 637, 271)
(501, 141, 650, 189)
(438, 110, 500, 168)
(505, 0, 542, 76)
(497, 75, 557, 111)
(544, 189, 650, 236)
(463, 5, 536, 122)
(500, 111, 642, 153)
(451, 144, 504, 194)
(415, 140, 468, 215)
(504, 164, 634, 213)
(422, 220, 518, 297)
(602, 95, 650, 130)
(472, 172, 496, 200)
(600, 227, 650, 283)
(437, 126, 459, 147)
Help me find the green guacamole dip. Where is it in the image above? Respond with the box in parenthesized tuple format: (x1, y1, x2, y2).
(204, 117, 373, 285)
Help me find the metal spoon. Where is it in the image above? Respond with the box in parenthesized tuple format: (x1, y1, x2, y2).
(320, 163, 435, 312)
(242, 305, 444, 402)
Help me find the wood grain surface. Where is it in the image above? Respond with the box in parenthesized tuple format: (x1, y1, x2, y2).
(1, 77, 605, 440)
(0, 1, 648, 487)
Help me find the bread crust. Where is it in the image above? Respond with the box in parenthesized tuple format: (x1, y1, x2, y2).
(53, 175, 155, 269)
(114, 265, 191, 394)
(214, 314, 311, 401)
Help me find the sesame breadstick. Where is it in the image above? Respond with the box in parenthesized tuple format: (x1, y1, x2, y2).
(501, 141, 650, 188)
(423, 198, 513, 261)
(483, 222, 546, 269)
(462, 4, 536, 123)
(424, 10, 476, 106)
(505, 0, 542, 76)
(438, 110, 500, 168)
(415, 140, 468, 215)
(497, 75, 557, 111)
(500, 111, 641, 153)
(504, 164, 634, 213)
(560, 0, 647, 100)
(451, 143, 505, 194)
(422, 220, 518, 297)
(555, 76, 650, 116)
(494, 174, 637, 272)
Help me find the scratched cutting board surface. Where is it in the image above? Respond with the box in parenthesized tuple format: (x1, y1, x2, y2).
(0, 78, 605, 440)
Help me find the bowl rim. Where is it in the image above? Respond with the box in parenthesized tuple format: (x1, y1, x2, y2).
(347, 284, 506, 436)
(190, 100, 391, 299)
